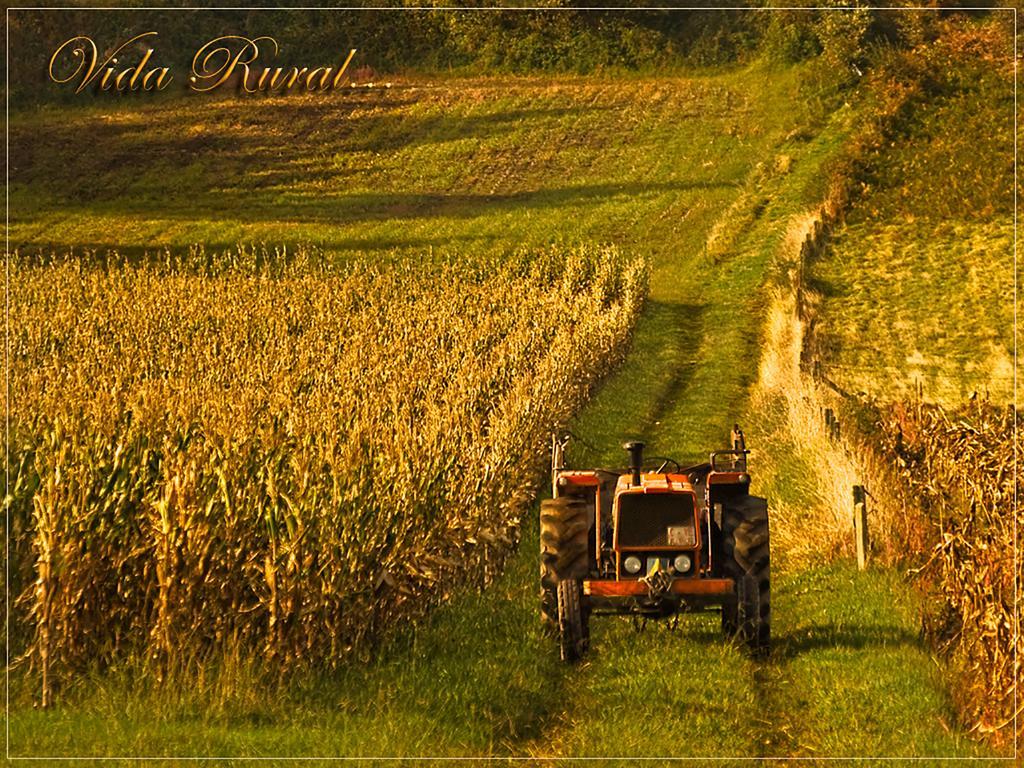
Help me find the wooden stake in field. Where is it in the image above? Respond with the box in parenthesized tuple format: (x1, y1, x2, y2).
(852, 485, 869, 570)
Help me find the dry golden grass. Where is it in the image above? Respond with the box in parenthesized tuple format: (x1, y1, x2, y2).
(6, 244, 647, 703)
(752, 209, 862, 567)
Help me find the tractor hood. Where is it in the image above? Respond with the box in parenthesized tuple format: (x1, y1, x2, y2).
(616, 472, 693, 493)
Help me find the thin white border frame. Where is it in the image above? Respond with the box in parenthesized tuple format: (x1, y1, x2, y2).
(2, 4, 1015, 765)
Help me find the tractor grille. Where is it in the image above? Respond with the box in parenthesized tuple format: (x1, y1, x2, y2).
(616, 493, 697, 549)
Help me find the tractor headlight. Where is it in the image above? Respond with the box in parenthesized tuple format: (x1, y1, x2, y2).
(673, 554, 692, 574)
(623, 555, 643, 574)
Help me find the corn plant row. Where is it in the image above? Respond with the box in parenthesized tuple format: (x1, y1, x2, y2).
(875, 401, 1020, 748)
(5, 245, 648, 701)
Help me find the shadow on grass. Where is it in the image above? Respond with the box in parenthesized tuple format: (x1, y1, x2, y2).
(10, 99, 619, 193)
(16, 179, 736, 232)
(641, 301, 706, 436)
(659, 614, 922, 664)
(770, 622, 922, 662)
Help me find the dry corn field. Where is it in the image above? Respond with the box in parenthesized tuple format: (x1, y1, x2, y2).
(876, 401, 1021, 748)
(5, 245, 647, 701)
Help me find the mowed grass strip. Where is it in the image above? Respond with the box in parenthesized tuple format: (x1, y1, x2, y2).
(765, 564, 993, 760)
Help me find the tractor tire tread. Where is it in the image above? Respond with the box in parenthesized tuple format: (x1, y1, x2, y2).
(539, 497, 590, 633)
(720, 495, 770, 654)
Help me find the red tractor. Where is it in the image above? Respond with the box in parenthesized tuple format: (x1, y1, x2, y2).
(540, 427, 770, 661)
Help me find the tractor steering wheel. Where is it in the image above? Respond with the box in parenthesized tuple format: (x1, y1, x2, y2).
(647, 456, 681, 474)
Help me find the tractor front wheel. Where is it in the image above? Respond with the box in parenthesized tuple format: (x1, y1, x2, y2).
(556, 578, 589, 662)
(539, 497, 589, 633)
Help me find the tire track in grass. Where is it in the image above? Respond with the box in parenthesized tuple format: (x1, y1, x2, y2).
(522, 121, 824, 762)
(527, 619, 761, 761)
(750, 658, 800, 758)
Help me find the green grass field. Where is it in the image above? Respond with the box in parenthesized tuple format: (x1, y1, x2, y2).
(10, 71, 802, 259)
(8, 60, 1012, 763)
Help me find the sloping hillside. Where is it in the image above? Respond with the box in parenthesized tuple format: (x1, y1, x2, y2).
(807, 20, 1015, 405)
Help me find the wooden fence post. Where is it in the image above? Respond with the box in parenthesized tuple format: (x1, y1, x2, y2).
(823, 408, 840, 441)
(852, 485, 869, 570)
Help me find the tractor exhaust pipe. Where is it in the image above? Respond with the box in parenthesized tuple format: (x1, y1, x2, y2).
(623, 441, 645, 486)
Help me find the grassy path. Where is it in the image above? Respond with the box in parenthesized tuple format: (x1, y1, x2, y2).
(8, 68, 1010, 763)
(514, 108, 996, 763)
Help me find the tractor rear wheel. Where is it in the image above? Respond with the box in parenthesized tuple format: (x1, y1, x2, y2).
(721, 495, 770, 654)
(556, 578, 589, 662)
(539, 497, 589, 633)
